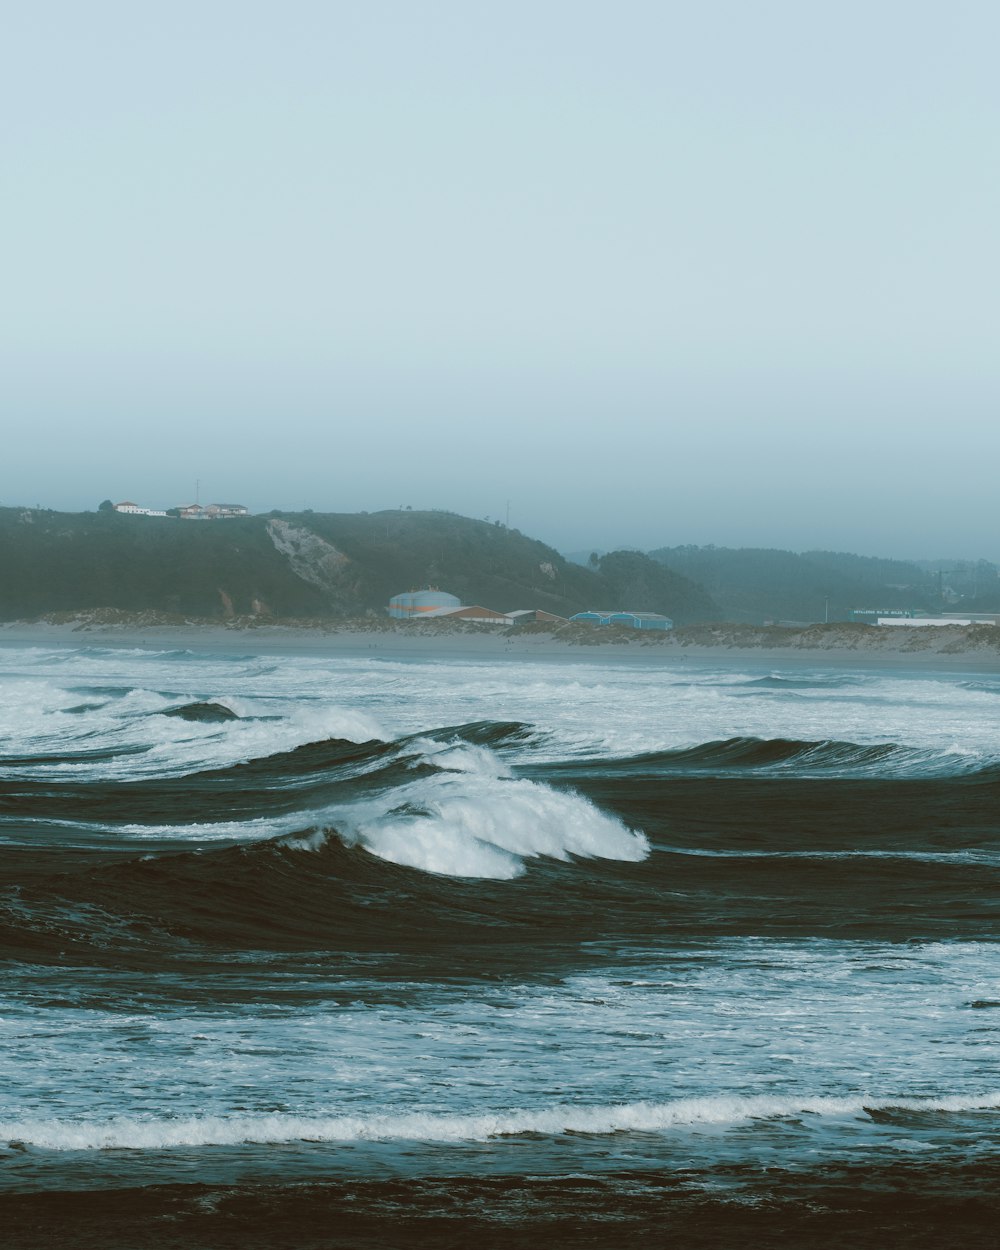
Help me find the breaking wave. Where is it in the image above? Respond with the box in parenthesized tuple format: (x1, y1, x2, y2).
(314, 765, 649, 879)
(7, 1092, 1000, 1152)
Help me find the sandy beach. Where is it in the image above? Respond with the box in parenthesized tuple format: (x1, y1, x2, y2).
(3, 616, 1000, 672)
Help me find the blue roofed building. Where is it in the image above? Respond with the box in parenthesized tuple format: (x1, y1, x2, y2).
(609, 611, 673, 630)
(570, 610, 673, 631)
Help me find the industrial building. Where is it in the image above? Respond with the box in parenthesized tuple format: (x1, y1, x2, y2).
(570, 610, 618, 626)
(570, 610, 673, 631)
(388, 590, 462, 619)
(421, 605, 513, 623)
(506, 609, 568, 624)
(850, 609, 917, 623)
(854, 609, 1000, 627)
(876, 616, 1000, 627)
(387, 592, 573, 626)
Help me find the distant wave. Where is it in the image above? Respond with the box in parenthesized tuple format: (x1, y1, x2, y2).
(540, 736, 989, 779)
(6, 1092, 1000, 1151)
(742, 674, 864, 690)
(961, 681, 1000, 695)
(658, 846, 1000, 865)
(0, 720, 541, 817)
(0, 743, 152, 767)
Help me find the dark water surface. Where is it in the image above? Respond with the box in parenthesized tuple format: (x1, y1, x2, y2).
(2, 646, 1000, 1245)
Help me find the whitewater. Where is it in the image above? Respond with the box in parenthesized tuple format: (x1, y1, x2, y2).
(3, 643, 1000, 1245)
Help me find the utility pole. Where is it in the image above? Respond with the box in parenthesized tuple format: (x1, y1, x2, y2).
(506, 500, 510, 528)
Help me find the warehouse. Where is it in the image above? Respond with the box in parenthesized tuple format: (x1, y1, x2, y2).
(570, 610, 673, 631)
(609, 611, 673, 631)
(421, 605, 513, 624)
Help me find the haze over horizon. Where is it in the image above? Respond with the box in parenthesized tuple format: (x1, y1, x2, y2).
(4, 2, 998, 562)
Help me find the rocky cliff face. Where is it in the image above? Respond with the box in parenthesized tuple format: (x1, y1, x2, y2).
(266, 520, 348, 585)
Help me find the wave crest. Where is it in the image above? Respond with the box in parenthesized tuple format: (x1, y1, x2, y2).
(7, 1092, 1000, 1151)
(315, 768, 649, 880)
(542, 736, 989, 780)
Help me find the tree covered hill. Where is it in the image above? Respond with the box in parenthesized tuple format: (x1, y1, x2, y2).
(0, 507, 717, 623)
(648, 544, 939, 623)
(593, 549, 718, 621)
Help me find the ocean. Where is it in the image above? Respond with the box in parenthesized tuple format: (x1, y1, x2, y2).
(2, 642, 1000, 1247)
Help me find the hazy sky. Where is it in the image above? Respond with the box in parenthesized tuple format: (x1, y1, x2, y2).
(3, 1, 998, 558)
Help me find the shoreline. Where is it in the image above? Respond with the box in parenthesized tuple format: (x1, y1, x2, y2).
(3, 617, 1000, 673)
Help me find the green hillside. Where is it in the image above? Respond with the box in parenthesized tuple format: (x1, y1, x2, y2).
(648, 544, 938, 623)
(0, 508, 330, 620)
(593, 550, 719, 621)
(0, 507, 717, 623)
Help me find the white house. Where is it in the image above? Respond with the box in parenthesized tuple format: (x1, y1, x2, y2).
(114, 501, 168, 517)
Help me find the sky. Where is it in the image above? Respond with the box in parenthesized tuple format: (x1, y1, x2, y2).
(2, 1, 999, 559)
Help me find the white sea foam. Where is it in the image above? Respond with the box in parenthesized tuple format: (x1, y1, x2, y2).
(6, 1092, 1000, 1152)
(115, 815, 306, 842)
(406, 737, 513, 778)
(0, 680, 387, 781)
(8, 647, 1000, 780)
(315, 767, 648, 879)
(134, 703, 388, 775)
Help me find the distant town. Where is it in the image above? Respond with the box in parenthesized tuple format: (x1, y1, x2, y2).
(108, 501, 249, 520)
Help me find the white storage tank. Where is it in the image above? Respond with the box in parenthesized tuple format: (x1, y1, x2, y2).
(388, 589, 462, 619)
